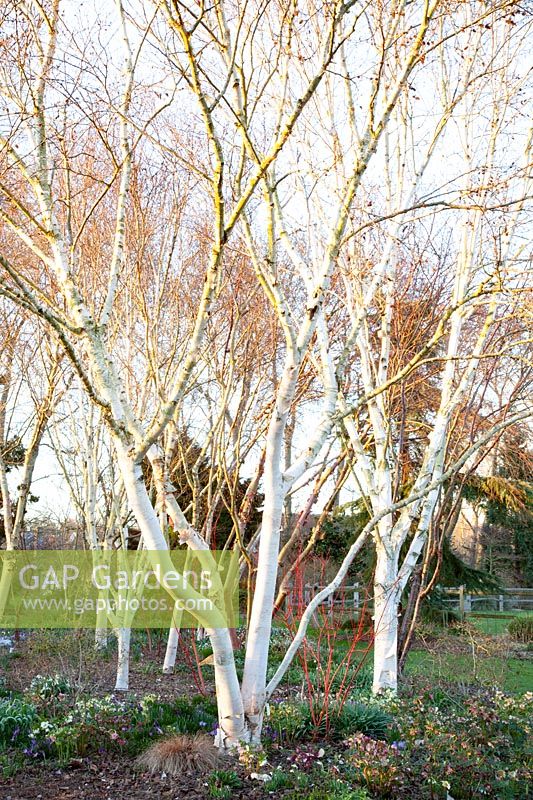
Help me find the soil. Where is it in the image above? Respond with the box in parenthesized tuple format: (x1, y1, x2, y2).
(0, 631, 209, 700)
(1, 754, 283, 800)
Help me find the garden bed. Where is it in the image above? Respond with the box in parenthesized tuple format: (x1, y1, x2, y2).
(0, 628, 531, 800)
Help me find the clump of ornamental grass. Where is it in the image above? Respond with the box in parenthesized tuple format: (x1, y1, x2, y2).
(135, 733, 219, 775)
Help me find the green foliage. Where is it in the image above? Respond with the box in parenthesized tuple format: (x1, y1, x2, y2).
(263, 767, 306, 792)
(508, 613, 533, 643)
(22, 693, 217, 762)
(0, 750, 25, 777)
(436, 537, 502, 593)
(329, 701, 393, 741)
(267, 698, 392, 744)
(463, 475, 528, 514)
(29, 674, 73, 699)
(315, 503, 372, 577)
(294, 780, 369, 800)
(270, 684, 532, 800)
(350, 665, 373, 693)
(207, 769, 242, 799)
(0, 696, 37, 745)
(469, 429, 533, 585)
(422, 537, 502, 629)
(165, 696, 217, 736)
(342, 684, 532, 799)
(271, 661, 304, 687)
(486, 480, 533, 585)
(267, 701, 310, 745)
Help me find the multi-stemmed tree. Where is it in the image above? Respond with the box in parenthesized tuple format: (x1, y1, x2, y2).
(0, 0, 531, 745)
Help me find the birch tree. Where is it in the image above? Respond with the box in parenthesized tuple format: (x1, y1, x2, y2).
(0, 307, 64, 550)
(333, 8, 532, 690)
(0, 0, 355, 742)
(0, 0, 530, 746)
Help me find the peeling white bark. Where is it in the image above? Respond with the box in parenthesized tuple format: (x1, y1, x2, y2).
(162, 626, 179, 674)
(372, 544, 401, 693)
(114, 626, 131, 691)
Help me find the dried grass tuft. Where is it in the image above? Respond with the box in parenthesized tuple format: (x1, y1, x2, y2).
(135, 733, 219, 775)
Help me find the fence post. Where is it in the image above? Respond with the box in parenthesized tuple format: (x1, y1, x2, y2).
(353, 584, 360, 610)
(498, 594, 504, 612)
(459, 585, 465, 619)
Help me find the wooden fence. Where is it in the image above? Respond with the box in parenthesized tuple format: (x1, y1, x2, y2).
(284, 582, 533, 617)
(284, 583, 365, 616)
(441, 586, 533, 616)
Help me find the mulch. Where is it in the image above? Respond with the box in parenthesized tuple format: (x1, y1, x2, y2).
(0, 754, 279, 799)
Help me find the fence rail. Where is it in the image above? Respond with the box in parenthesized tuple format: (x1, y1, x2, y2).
(285, 583, 363, 612)
(284, 583, 533, 616)
(441, 586, 533, 615)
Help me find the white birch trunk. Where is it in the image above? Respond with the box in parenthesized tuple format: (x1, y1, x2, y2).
(162, 626, 180, 674)
(95, 626, 108, 651)
(240, 373, 290, 740)
(114, 626, 131, 691)
(115, 441, 248, 744)
(372, 543, 401, 693)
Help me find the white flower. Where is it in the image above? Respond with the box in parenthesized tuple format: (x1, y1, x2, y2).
(250, 772, 272, 782)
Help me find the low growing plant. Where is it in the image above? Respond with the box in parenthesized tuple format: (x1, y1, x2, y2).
(319, 699, 393, 741)
(267, 700, 310, 745)
(0, 696, 37, 746)
(343, 684, 532, 799)
(29, 673, 74, 699)
(293, 779, 370, 800)
(263, 766, 306, 792)
(24, 693, 219, 762)
(207, 768, 242, 799)
(508, 613, 533, 643)
(0, 750, 26, 777)
(346, 733, 402, 796)
(267, 696, 393, 743)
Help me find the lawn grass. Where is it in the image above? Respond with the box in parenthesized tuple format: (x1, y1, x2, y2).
(469, 614, 514, 636)
(274, 632, 532, 694)
(405, 648, 532, 693)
